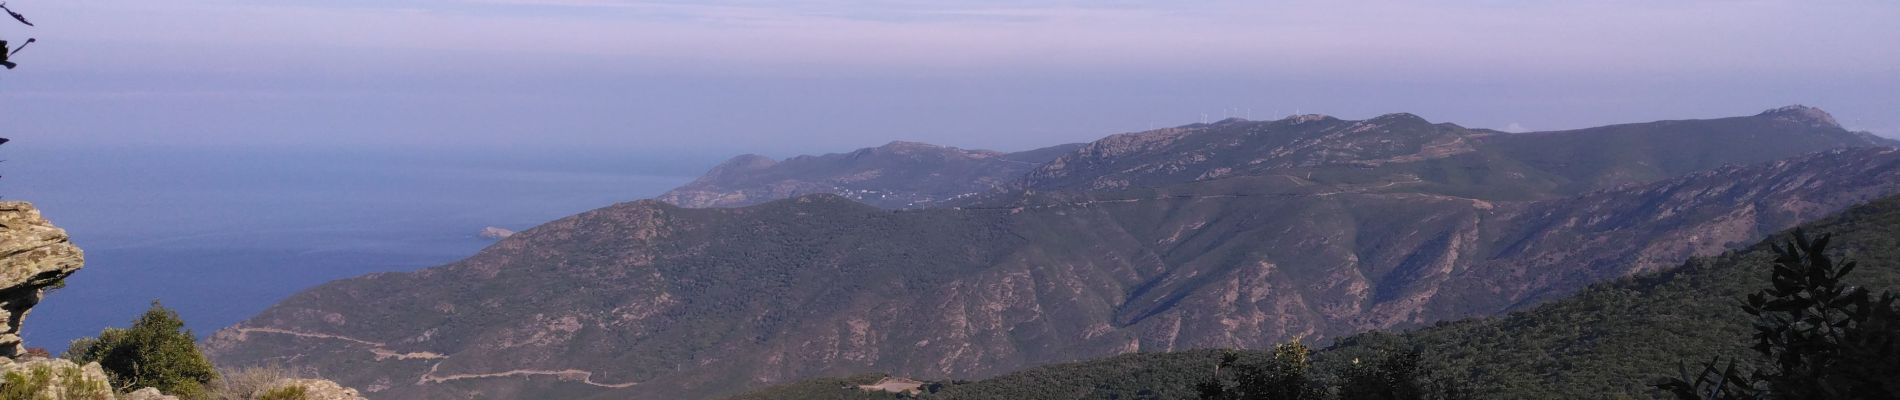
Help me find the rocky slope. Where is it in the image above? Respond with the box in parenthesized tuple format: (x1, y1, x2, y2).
(855, 193, 1900, 400)
(657, 141, 1082, 209)
(205, 108, 1899, 399)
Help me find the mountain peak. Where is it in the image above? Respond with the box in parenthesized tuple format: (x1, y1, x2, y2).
(1283, 114, 1334, 124)
(1757, 105, 1840, 128)
(1337, 113, 1435, 134)
(1370, 112, 1429, 123)
(880, 140, 945, 150)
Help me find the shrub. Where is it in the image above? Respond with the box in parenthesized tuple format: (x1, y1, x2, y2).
(1197, 341, 1326, 400)
(253, 385, 308, 400)
(65, 301, 220, 399)
(1337, 350, 1425, 400)
(210, 365, 302, 400)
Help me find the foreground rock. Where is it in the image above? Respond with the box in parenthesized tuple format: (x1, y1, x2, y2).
(0, 358, 364, 399)
(0, 358, 194, 400)
(0, 201, 85, 358)
(0, 357, 114, 399)
(254, 378, 367, 400)
(123, 387, 178, 400)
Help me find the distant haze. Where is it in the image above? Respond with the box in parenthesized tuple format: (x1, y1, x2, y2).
(2, 0, 1898, 156)
(10, 145, 695, 348)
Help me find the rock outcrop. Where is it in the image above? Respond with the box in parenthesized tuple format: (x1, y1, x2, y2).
(0, 201, 85, 358)
(255, 378, 367, 400)
(123, 387, 179, 400)
(0, 362, 366, 400)
(1759, 104, 1841, 128)
(477, 227, 515, 240)
(0, 357, 114, 399)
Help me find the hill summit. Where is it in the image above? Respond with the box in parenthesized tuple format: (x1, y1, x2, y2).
(1758, 104, 1841, 128)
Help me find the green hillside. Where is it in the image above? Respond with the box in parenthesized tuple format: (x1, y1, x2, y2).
(1317, 195, 1900, 398)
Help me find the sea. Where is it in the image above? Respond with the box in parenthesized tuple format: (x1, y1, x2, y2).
(3, 143, 704, 350)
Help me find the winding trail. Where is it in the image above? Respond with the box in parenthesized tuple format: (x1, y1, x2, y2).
(234, 328, 382, 347)
(234, 327, 638, 389)
(420, 363, 639, 388)
(233, 328, 445, 360)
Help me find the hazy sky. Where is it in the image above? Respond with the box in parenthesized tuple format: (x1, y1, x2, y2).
(2, 0, 1896, 157)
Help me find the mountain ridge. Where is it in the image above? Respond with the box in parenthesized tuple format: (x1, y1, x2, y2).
(656, 141, 1084, 209)
(205, 108, 1900, 399)
(1015, 106, 1891, 202)
(662, 106, 1894, 211)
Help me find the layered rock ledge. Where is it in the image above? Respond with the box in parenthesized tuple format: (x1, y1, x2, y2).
(0, 201, 85, 358)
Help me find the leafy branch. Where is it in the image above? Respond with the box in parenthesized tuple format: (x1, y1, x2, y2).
(0, 1, 33, 70)
(1658, 230, 1900, 399)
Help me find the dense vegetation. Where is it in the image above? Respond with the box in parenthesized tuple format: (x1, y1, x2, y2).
(729, 194, 1900, 399)
(1658, 231, 1900, 399)
(66, 302, 221, 399)
(1319, 195, 1900, 398)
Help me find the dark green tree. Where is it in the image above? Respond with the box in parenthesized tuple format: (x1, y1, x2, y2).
(1336, 350, 1423, 400)
(65, 301, 220, 399)
(1658, 230, 1900, 399)
(1197, 341, 1325, 400)
(1660, 357, 1758, 400)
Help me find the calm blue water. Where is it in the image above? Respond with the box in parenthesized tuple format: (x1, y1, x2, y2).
(2, 144, 703, 350)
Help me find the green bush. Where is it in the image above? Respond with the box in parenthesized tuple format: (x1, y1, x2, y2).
(1196, 341, 1326, 400)
(210, 365, 302, 400)
(64, 301, 220, 399)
